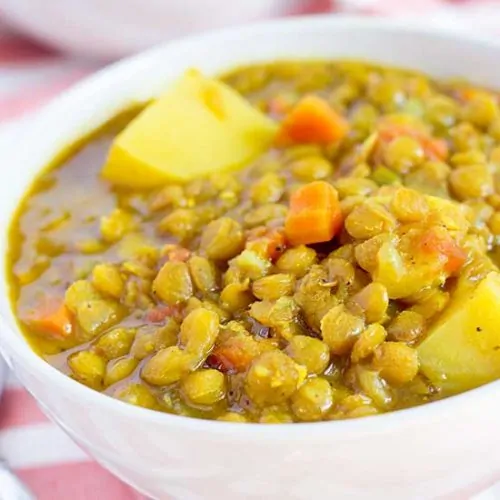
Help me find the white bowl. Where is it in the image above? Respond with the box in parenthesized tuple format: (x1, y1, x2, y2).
(0, 0, 293, 60)
(2, 16, 500, 500)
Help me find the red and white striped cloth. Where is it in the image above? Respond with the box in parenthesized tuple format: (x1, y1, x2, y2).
(2, 1, 500, 498)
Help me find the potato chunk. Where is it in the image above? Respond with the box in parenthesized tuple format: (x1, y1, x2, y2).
(102, 69, 277, 187)
(418, 272, 500, 393)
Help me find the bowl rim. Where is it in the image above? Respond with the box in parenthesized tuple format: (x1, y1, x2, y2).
(3, 13, 500, 438)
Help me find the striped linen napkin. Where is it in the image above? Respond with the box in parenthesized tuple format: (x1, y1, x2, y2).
(2, 1, 500, 498)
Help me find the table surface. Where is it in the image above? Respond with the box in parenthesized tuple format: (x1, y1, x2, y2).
(2, 2, 500, 498)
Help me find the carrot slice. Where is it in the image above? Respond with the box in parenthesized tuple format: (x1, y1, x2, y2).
(246, 227, 286, 261)
(285, 181, 343, 246)
(163, 244, 191, 262)
(27, 297, 73, 340)
(420, 228, 467, 274)
(278, 95, 349, 145)
(418, 135, 449, 162)
(265, 229, 287, 261)
(208, 337, 261, 373)
(378, 123, 448, 161)
(146, 305, 182, 323)
(455, 87, 489, 103)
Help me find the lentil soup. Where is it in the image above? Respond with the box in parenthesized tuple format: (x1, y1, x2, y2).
(8, 60, 500, 423)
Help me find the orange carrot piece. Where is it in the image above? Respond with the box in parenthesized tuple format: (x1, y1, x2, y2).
(378, 123, 418, 143)
(27, 297, 73, 340)
(419, 135, 449, 162)
(455, 87, 488, 103)
(285, 181, 343, 246)
(420, 228, 467, 274)
(265, 229, 287, 261)
(208, 338, 259, 373)
(162, 244, 191, 262)
(278, 95, 349, 145)
(146, 305, 182, 323)
(246, 227, 286, 261)
(378, 123, 448, 161)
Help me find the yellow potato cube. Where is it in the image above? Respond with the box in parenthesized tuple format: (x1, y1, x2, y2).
(418, 272, 500, 393)
(102, 69, 277, 188)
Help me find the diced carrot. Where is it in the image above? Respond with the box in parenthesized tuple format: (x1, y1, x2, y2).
(246, 227, 286, 261)
(378, 123, 448, 161)
(278, 95, 349, 145)
(285, 181, 343, 246)
(146, 305, 182, 323)
(418, 135, 448, 162)
(456, 87, 485, 102)
(378, 123, 421, 143)
(420, 228, 467, 274)
(266, 229, 287, 261)
(208, 338, 259, 373)
(27, 297, 73, 340)
(162, 244, 191, 262)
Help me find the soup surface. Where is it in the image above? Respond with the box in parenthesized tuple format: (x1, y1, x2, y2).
(9, 60, 500, 423)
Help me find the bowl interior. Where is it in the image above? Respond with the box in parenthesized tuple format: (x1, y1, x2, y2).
(2, 15, 500, 425)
